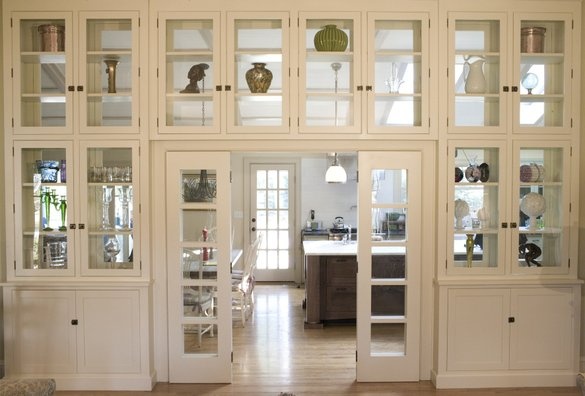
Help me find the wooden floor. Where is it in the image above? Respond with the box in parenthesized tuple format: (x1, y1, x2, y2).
(57, 283, 582, 395)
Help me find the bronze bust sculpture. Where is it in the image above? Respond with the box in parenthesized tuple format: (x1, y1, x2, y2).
(180, 63, 209, 93)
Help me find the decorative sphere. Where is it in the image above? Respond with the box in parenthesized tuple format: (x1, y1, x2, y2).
(520, 192, 546, 218)
(521, 73, 539, 91)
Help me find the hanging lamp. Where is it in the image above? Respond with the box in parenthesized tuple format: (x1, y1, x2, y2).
(325, 153, 347, 183)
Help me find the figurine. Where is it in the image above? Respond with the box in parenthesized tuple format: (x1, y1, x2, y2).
(180, 63, 209, 93)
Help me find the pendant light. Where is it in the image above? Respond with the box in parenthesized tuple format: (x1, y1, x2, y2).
(325, 153, 347, 183)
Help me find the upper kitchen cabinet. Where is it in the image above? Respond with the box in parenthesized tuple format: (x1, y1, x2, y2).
(443, 0, 579, 135)
(153, 5, 290, 135)
(4, 0, 146, 135)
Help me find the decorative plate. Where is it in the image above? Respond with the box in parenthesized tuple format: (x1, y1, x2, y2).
(478, 163, 489, 182)
(455, 167, 464, 182)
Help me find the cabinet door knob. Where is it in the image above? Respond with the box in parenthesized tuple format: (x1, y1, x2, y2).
(511, 86, 519, 92)
(68, 85, 75, 92)
(503, 86, 509, 92)
(215, 85, 222, 91)
(69, 223, 76, 229)
(225, 85, 231, 91)
(78, 223, 85, 230)
(501, 222, 508, 228)
(71, 319, 78, 325)
(508, 317, 515, 323)
(357, 85, 363, 91)
(77, 85, 84, 92)
(510, 222, 517, 228)
(365, 86, 373, 91)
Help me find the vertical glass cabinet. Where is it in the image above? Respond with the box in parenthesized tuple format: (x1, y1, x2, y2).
(11, 11, 141, 134)
(448, 141, 571, 275)
(12, 141, 141, 278)
(366, 12, 431, 134)
(299, 12, 361, 133)
(447, 12, 573, 134)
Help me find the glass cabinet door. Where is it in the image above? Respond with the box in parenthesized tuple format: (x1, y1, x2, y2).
(12, 12, 74, 134)
(299, 12, 361, 133)
(512, 143, 570, 274)
(80, 142, 140, 276)
(448, 13, 506, 133)
(79, 12, 141, 133)
(514, 15, 572, 133)
(367, 13, 429, 134)
(158, 12, 220, 133)
(449, 143, 506, 274)
(227, 12, 289, 133)
(14, 142, 74, 276)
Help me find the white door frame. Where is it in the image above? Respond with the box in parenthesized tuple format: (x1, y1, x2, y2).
(243, 157, 300, 283)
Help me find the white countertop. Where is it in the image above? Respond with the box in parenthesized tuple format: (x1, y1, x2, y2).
(303, 240, 405, 256)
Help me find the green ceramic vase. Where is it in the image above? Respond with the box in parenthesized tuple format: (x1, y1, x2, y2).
(314, 24, 348, 52)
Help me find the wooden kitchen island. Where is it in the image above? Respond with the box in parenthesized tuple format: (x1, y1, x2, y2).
(302, 240, 405, 328)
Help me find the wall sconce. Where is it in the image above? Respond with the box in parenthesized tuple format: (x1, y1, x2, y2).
(325, 153, 347, 184)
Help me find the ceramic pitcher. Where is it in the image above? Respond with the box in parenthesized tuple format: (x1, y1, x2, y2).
(464, 58, 486, 94)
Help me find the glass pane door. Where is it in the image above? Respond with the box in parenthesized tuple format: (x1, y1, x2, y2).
(80, 142, 139, 276)
(449, 144, 505, 274)
(166, 152, 231, 383)
(159, 12, 220, 133)
(79, 12, 139, 132)
(13, 12, 73, 133)
(368, 13, 429, 134)
(227, 13, 289, 133)
(513, 143, 570, 274)
(14, 142, 74, 277)
(299, 12, 361, 133)
(515, 16, 571, 132)
(357, 151, 421, 381)
(449, 14, 506, 132)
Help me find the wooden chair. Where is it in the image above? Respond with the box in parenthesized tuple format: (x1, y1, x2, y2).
(232, 234, 262, 326)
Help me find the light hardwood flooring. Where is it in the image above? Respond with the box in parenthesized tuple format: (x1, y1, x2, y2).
(57, 283, 582, 395)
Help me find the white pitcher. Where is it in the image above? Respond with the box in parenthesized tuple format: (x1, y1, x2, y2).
(464, 58, 486, 94)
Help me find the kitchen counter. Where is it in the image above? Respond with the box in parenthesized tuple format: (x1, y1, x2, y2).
(303, 241, 405, 328)
(302, 240, 406, 256)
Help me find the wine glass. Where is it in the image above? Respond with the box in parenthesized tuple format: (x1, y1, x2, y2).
(104, 236, 121, 268)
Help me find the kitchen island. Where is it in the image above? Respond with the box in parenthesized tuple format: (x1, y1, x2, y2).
(302, 240, 405, 328)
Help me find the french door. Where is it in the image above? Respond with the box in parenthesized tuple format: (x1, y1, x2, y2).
(248, 162, 296, 282)
(356, 151, 422, 381)
(166, 152, 232, 382)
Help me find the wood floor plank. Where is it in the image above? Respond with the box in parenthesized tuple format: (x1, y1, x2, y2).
(56, 284, 582, 395)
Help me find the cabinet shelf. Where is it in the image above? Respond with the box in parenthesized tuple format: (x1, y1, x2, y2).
(521, 53, 564, 64)
(235, 52, 282, 63)
(306, 51, 353, 62)
(89, 229, 133, 236)
(454, 228, 498, 235)
(166, 51, 213, 57)
(520, 94, 564, 102)
(21, 52, 66, 64)
(23, 230, 67, 236)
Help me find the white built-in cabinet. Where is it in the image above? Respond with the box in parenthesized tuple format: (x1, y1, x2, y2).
(434, 0, 581, 389)
(3, 287, 150, 389)
(2, 0, 152, 390)
(149, 1, 436, 138)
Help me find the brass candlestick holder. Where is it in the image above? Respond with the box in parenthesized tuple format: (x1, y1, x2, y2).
(104, 59, 120, 93)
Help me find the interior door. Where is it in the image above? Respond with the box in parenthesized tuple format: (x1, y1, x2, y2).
(356, 151, 421, 381)
(166, 152, 232, 383)
(248, 162, 296, 282)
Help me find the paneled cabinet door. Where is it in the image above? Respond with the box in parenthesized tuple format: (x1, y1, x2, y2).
(79, 141, 141, 276)
(448, 141, 507, 275)
(447, 10, 575, 135)
(366, 11, 432, 135)
(9, 11, 142, 134)
(299, 12, 362, 134)
(7, 289, 77, 375)
(13, 141, 75, 277)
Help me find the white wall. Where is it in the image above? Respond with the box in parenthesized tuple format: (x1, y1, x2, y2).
(300, 155, 358, 230)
